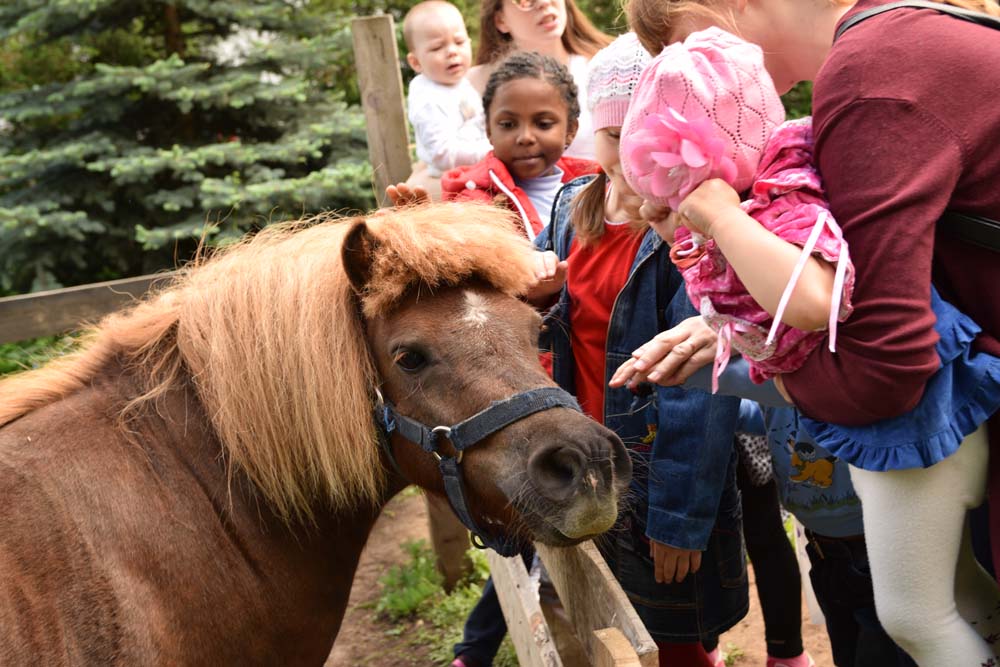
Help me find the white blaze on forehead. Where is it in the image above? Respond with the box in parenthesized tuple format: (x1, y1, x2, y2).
(462, 290, 491, 325)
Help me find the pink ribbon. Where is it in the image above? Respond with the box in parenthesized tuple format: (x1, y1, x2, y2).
(712, 320, 750, 393)
(765, 210, 850, 353)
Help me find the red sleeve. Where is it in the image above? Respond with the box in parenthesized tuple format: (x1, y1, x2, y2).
(784, 99, 963, 424)
(557, 156, 600, 181)
(441, 168, 489, 204)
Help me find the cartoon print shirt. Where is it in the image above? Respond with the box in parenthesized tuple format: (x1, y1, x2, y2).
(764, 406, 863, 538)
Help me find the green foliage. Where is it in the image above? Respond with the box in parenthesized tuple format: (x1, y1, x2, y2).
(376, 539, 518, 665)
(723, 642, 746, 666)
(782, 82, 813, 120)
(0, 334, 78, 376)
(376, 539, 445, 620)
(575, 0, 629, 35)
(0, 0, 375, 294)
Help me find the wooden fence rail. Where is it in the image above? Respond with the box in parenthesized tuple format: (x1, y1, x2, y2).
(0, 274, 168, 345)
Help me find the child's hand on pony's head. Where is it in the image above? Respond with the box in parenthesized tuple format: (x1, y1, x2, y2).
(384, 183, 430, 208)
(523, 250, 568, 307)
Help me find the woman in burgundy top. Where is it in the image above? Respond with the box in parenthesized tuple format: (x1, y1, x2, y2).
(619, 0, 1000, 663)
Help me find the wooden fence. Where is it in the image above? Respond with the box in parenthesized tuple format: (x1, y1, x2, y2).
(0, 14, 657, 665)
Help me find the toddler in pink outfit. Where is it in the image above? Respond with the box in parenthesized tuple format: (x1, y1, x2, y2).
(620, 28, 854, 390)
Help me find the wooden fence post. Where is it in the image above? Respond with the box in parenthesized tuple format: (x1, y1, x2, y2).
(593, 628, 642, 667)
(351, 15, 412, 208)
(535, 541, 658, 666)
(425, 493, 472, 592)
(351, 15, 472, 585)
(486, 551, 563, 667)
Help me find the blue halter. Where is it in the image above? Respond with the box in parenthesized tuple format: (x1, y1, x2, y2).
(376, 386, 582, 556)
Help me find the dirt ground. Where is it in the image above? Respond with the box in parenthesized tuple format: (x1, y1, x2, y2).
(326, 493, 835, 667)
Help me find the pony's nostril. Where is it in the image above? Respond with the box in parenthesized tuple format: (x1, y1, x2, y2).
(527, 445, 585, 501)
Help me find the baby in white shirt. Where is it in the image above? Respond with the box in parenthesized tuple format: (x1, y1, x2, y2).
(403, 1, 492, 177)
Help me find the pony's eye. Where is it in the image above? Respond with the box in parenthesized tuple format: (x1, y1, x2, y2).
(394, 349, 427, 373)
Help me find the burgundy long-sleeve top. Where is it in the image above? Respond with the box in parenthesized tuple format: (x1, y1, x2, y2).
(784, 0, 1000, 426)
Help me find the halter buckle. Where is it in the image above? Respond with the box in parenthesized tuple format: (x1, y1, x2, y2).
(431, 425, 461, 462)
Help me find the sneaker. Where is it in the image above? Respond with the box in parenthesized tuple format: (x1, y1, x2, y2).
(706, 647, 725, 667)
(767, 652, 816, 667)
(452, 657, 489, 667)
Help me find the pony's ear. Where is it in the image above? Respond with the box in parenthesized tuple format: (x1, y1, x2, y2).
(342, 220, 377, 295)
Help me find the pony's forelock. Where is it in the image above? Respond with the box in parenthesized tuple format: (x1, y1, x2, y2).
(359, 202, 537, 318)
(0, 203, 539, 524)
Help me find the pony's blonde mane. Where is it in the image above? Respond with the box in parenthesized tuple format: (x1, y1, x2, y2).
(0, 202, 538, 522)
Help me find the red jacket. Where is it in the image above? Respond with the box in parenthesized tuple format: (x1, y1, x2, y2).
(441, 152, 599, 239)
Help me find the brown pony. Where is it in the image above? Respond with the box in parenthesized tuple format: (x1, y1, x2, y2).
(0, 203, 630, 665)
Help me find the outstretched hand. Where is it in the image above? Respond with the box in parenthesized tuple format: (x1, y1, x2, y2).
(650, 540, 703, 584)
(609, 316, 717, 389)
(524, 250, 568, 307)
(385, 182, 431, 207)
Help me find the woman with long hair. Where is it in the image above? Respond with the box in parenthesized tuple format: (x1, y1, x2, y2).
(466, 0, 611, 158)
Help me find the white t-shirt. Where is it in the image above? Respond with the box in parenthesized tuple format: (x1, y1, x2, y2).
(563, 54, 595, 160)
(515, 166, 565, 227)
(407, 74, 493, 177)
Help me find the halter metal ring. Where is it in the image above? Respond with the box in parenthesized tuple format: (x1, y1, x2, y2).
(431, 425, 461, 462)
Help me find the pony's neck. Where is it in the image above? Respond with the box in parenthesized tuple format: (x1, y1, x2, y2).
(116, 364, 403, 660)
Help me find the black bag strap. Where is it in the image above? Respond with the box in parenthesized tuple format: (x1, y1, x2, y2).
(938, 211, 1000, 253)
(834, 2, 1000, 252)
(834, 0, 1000, 41)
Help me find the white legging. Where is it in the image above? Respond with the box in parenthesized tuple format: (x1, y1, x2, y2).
(850, 425, 998, 666)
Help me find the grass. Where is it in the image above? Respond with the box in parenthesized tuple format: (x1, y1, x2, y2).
(375, 539, 445, 620)
(724, 642, 746, 665)
(375, 539, 519, 665)
(0, 334, 78, 376)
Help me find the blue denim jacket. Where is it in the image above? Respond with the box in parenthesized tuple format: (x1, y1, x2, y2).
(536, 176, 741, 551)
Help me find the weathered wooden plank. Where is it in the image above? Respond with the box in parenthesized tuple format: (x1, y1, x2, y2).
(0, 274, 168, 345)
(486, 550, 563, 667)
(351, 15, 412, 208)
(535, 541, 658, 667)
(424, 494, 472, 592)
(593, 627, 642, 667)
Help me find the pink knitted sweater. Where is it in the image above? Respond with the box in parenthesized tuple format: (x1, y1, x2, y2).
(674, 118, 856, 385)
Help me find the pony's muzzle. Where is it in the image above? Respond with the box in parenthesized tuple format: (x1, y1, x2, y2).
(527, 431, 630, 503)
(528, 444, 586, 502)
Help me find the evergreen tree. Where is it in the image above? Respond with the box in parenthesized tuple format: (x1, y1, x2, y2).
(0, 1, 375, 293)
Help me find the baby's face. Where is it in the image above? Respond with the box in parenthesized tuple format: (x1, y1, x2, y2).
(407, 7, 473, 86)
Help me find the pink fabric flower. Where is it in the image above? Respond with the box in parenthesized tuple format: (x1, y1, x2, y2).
(626, 109, 738, 210)
(620, 27, 785, 208)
